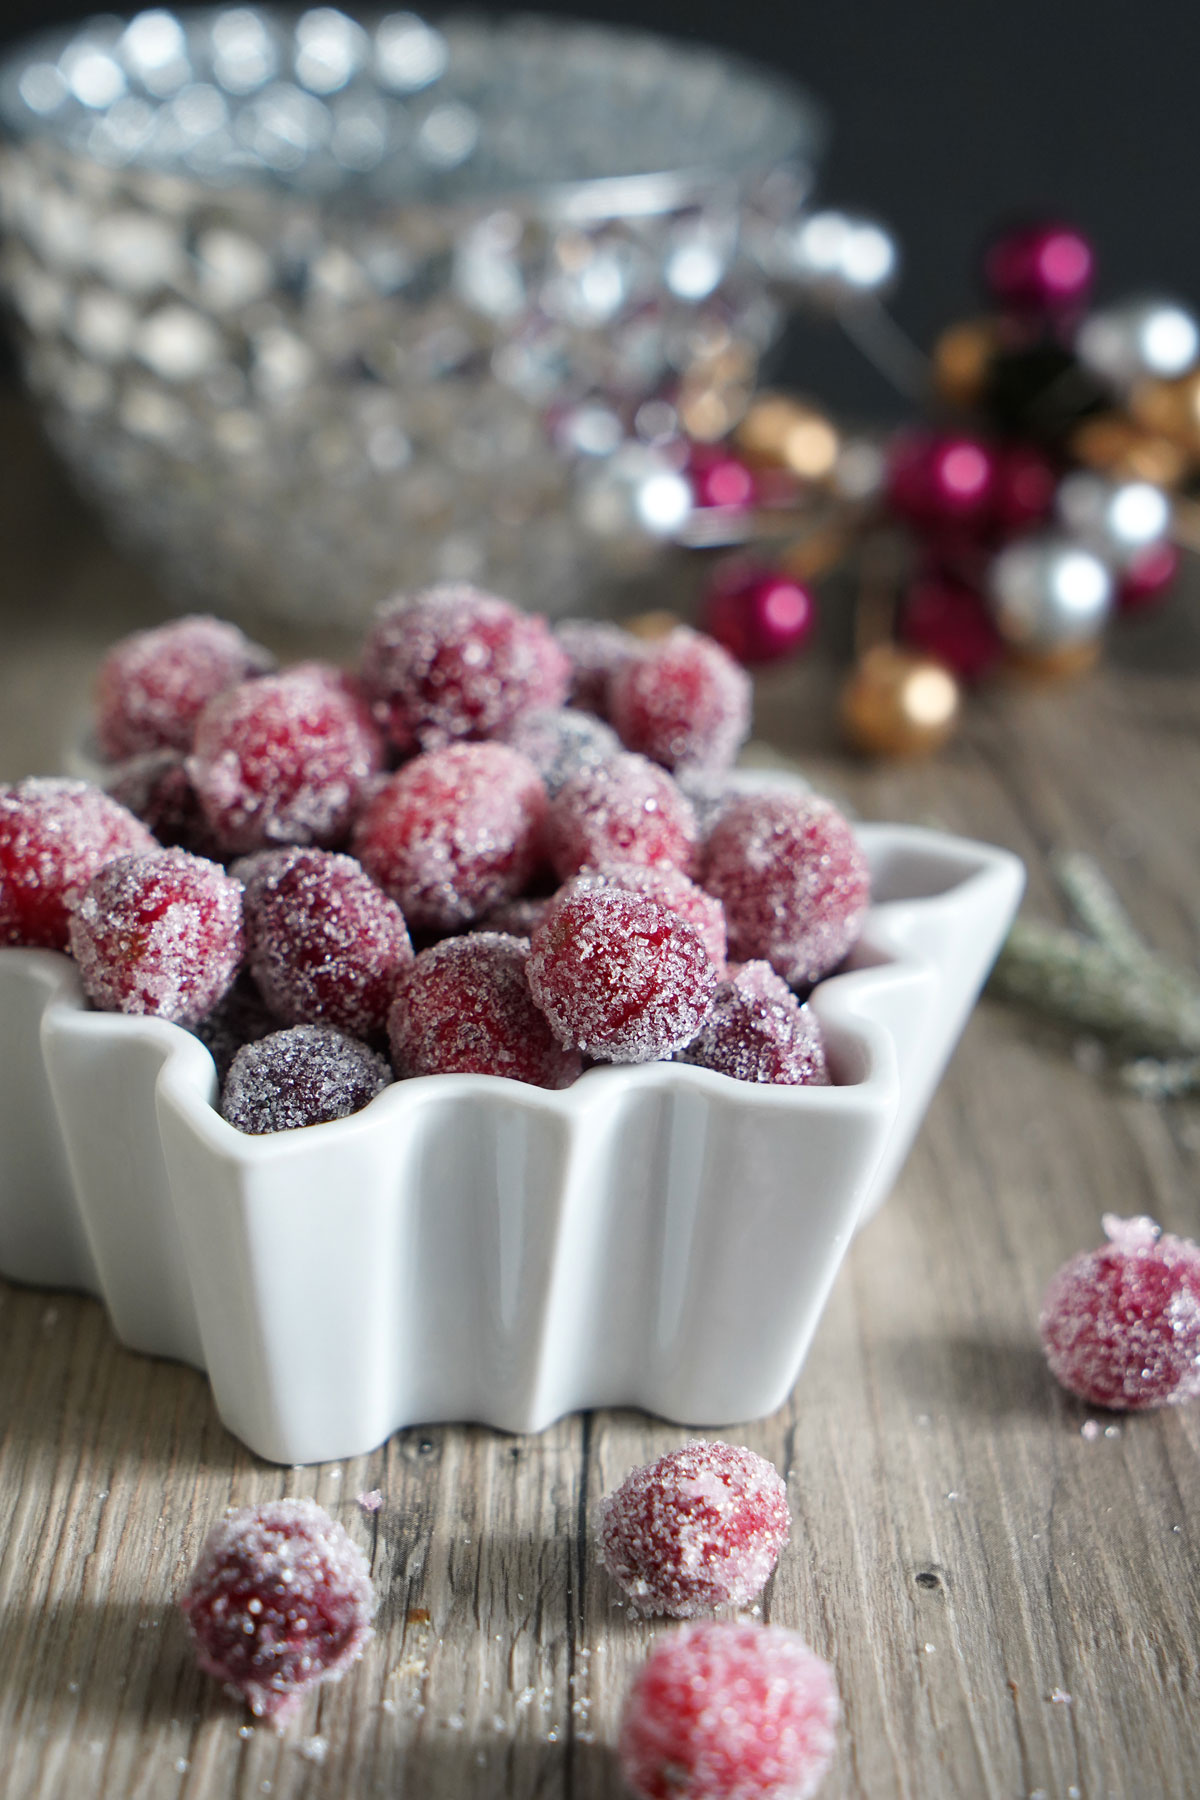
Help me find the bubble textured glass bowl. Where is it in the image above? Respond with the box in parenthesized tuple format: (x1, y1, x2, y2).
(0, 812, 1022, 1464)
(0, 8, 823, 624)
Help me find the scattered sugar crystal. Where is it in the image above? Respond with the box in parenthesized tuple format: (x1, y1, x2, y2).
(357, 1490, 383, 1513)
(1080, 1420, 1102, 1441)
(297, 1735, 329, 1763)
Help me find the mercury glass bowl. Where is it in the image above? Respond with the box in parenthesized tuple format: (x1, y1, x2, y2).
(0, 8, 825, 625)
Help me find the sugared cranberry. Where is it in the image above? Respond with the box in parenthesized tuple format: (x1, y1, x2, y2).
(188, 663, 384, 856)
(499, 706, 622, 796)
(898, 572, 1006, 683)
(0, 778, 156, 951)
(94, 614, 274, 761)
(361, 583, 569, 754)
(702, 792, 869, 987)
(618, 1621, 840, 1800)
(983, 220, 1095, 317)
(609, 628, 752, 775)
(1040, 1214, 1200, 1410)
(479, 895, 556, 939)
(679, 961, 828, 1086)
(241, 847, 412, 1042)
(545, 753, 700, 882)
(220, 1024, 392, 1133)
(68, 849, 243, 1024)
(599, 1440, 791, 1617)
(352, 742, 547, 933)
(527, 884, 717, 1064)
(104, 748, 222, 856)
(553, 618, 641, 718)
(388, 932, 581, 1088)
(568, 864, 727, 970)
(190, 974, 280, 1082)
(180, 1498, 375, 1720)
(703, 564, 817, 667)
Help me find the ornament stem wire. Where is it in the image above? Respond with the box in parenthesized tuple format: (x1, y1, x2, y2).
(835, 298, 932, 403)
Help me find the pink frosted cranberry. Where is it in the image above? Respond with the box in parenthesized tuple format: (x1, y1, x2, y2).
(220, 1024, 392, 1133)
(527, 884, 717, 1064)
(679, 961, 829, 1086)
(241, 847, 412, 1042)
(361, 583, 569, 753)
(0, 778, 156, 951)
(352, 742, 547, 933)
(702, 792, 869, 987)
(1040, 1214, 1200, 1410)
(188, 663, 384, 856)
(568, 863, 727, 970)
(68, 849, 243, 1024)
(388, 932, 581, 1088)
(499, 706, 621, 795)
(619, 1621, 839, 1800)
(609, 627, 752, 774)
(479, 895, 556, 939)
(94, 614, 274, 760)
(599, 1440, 791, 1617)
(180, 1498, 375, 1720)
(553, 617, 641, 717)
(104, 749, 222, 856)
(545, 753, 700, 882)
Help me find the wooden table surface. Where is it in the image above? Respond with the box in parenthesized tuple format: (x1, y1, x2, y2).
(1, 392, 1198, 1800)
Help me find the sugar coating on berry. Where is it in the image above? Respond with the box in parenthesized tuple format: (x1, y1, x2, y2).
(679, 961, 829, 1086)
(599, 1440, 791, 1617)
(389, 932, 582, 1088)
(479, 894, 555, 939)
(104, 749, 222, 857)
(352, 742, 547, 933)
(220, 1024, 392, 1133)
(362, 583, 570, 753)
(499, 706, 621, 796)
(569, 863, 727, 970)
(1040, 1214, 1200, 1410)
(190, 974, 280, 1082)
(242, 847, 412, 1041)
(180, 1498, 375, 1721)
(702, 792, 869, 986)
(553, 617, 641, 718)
(94, 614, 275, 760)
(527, 884, 717, 1064)
(0, 778, 157, 951)
(545, 753, 700, 882)
(609, 627, 752, 775)
(188, 662, 384, 856)
(618, 1620, 839, 1800)
(68, 849, 243, 1023)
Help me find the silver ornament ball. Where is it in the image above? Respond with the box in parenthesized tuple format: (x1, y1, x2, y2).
(575, 444, 692, 558)
(1056, 470, 1171, 568)
(986, 533, 1115, 649)
(1076, 297, 1200, 390)
(766, 208, 899, 307)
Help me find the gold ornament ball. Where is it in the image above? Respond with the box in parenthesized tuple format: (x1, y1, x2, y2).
(734, 394, 840, 482)
(840, 645, 962, 758)
(1128, 370, 1200, 453)
(624, 609, 683, 641)
(1070, 414, 1189, 489)
(1004, 638, 1104, 683)
(932, 317, 1000, 408)
(778, 523, 851, 583)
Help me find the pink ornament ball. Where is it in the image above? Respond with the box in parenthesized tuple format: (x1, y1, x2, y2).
(689, 446, 758, 511)
(94, 614, 274, 761)
(982, 219, 1095, 317)
(703, 564, 817, 666)
(352, 742, 547, 933)
(598, 1439, 791, 1617)
(990, 442, 1058, 534)
(545, 752, 700, 882)
(679, 961, 829, 1086)
(618, 1620, 840, 1800)
(0, 777, 156, 950)
(898, 572, 1005, 683)
(68, 848, 243, 1024)
(609, 627, 752, 775)
(701, 792, 870, 987)
(180, 1498, 375, 1720)
(388, 931, 581, 1087)
(1040, 1214, 1200, 1410)
(1118, 540, 1179, 612)
(886, 432, 996, 534)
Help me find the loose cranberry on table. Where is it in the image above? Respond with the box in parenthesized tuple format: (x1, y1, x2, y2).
(361, 583, 570, 754)
(352, 741, 547, 933)
(220, 1024, 392, 1134)
(0, 777, 156, 951)
(544, 752, 701, 882)
(180, 1498, 375, 1721)
(618, 1620, 840, 1800)
(679, 961, 829, 1086)
(187, 662, 384, 856)
(1040, 1214, 1200, 1410)
(94, 614, 275, 761)
(68, 848, 243, 1025)
(702, 791, 870, 988)
(388, 932, 582, 1088)
(609, 627, 752, 775)
(241, 847, 412, 1042)
(527, 883, 718, 1064)
(598, 1440, 791, 1617)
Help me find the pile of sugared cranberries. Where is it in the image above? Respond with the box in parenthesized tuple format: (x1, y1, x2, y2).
(0, 591, 871, 1126)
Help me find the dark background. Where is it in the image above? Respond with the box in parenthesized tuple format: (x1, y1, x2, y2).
(1, 0, 1197, 416)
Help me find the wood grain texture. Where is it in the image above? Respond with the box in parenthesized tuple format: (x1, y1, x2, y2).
(1, 393, 1198, 1798)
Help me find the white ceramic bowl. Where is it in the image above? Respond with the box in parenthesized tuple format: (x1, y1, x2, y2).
(0, 817, 1022, 1464)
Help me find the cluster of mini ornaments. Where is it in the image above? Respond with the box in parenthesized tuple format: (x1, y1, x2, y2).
(663, 219, 1200, 757)
(0, 594, 867, 1130)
